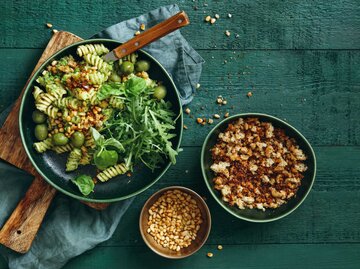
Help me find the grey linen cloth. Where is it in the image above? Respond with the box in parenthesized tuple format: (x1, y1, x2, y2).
(0, 4, 204, 269)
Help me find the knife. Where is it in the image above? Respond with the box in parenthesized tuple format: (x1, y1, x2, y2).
(102, 11, 190, 62)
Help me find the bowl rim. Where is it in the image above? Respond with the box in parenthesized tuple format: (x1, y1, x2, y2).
(139, 186, 212, 259)
(19, 38, 183, 203)
(201, 112, 317, 223)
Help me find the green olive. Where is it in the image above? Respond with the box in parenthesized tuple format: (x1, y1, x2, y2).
(135, 60, 150, 72)
(119, 61, 134, 75)
(52, 133, 69, 146)
(32, 110, 47, 124)
(34, 124, 48, 141)
(153, 85, 167, 100)
(109, 72, 121, 82)
(70, 131, 85, 148)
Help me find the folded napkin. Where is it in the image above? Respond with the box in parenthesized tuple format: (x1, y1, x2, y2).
(0, 4, 204, 269)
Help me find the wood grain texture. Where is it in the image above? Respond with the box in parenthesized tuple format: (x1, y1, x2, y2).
(1, 49, 359, 146)
(112, 11, 189, 59)
(88, 146, 360, 247)
(0, 31, 108, 254)
(0, 31, 82, 173)
(59, 244, 360, 269)
(1, 244, 359, 269)
(0, 175, 56, 253)
(0, 0, 359, 50)
(0, 0, 359, 268)
(0, 31, 83, 254)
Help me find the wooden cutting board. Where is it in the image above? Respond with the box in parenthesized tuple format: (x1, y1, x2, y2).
(0, 31, 108, 254)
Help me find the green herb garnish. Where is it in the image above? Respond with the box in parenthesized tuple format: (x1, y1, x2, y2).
(101, 77, 180, 171)
(71, 175, 94, 196)
(91, 128, 124, 170)
(97, 82, 125, 101)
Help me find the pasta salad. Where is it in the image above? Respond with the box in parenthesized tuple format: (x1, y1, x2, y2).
(31, 43, 179, 196)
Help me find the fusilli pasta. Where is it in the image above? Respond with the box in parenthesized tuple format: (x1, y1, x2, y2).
(46, 83, 66, 99)
(35, 93, 56, 112)
(96, 163, 128, 182)
(33, 86, 44, 101)
(43, 105, 59, 118)
(66, 148, 82, 172)
(86, 72, 107, 85)
(55, 97, 79, 109)
(33, 138, 53, 153)
(52, 144, 73, 154)
(83, 54, 112, 74)
(79, 148, 92, 165)
(84, 131, 96, 149)
(88, 89, 100, 105)
(76, 44, 109, 57)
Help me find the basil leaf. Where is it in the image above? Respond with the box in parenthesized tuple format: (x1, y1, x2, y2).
(97, 82, 124, 100)
(91, 127, 104, 145)
(71, 175, 94, 196)
(126, 77, 147, 95)
(94, 149, 118, 170)
(103, 138, 124, 152)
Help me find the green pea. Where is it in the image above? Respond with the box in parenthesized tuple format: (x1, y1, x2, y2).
(153, 85, 167, 100)
(109, 72, 121, 82)
(119, 61, 134, 75)
(71, 131, 85, 148)
(32, 110, 47, 124)
(34, 124, 48, 141)
(52, 133, 69, 146)
(135, 60, 150, 72)
(71, 116, 81, 124)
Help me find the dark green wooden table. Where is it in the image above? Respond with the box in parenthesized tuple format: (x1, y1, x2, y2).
(1, 1, 359, 268)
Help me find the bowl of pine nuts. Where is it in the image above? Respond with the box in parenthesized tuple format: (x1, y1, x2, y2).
(139, 186, 211, 259)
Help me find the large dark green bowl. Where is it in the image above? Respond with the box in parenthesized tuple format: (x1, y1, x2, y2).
(201, 113, 316, 222)
(19, 39, 183, 203)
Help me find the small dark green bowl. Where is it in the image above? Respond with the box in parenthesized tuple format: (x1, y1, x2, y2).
(201, 113, 316, 222)
(19, 39, 183, 203)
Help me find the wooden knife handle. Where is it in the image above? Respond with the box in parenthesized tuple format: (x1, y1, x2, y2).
(0, 175, 57, 253)
(113, 11, 190, 59)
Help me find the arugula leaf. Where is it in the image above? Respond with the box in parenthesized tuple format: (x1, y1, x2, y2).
(97, 82, 125, 100)
(71, 175, 94, 196)
(102, 86, 180, 171)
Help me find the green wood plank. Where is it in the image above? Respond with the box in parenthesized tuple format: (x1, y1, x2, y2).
(60, 244, 360, 269)
(1, 49, 359, 146)
(0, 49, 42, 111)
(135, 146, 360, 191)
(0, 1, 359, 268)
(2, 244, 359, 269)
(0, 141, 358, 263)
(0, 258, 6, 269)
(0, 0, 360, 49)
(95, 146, 360, 246)
(185, 49, 360, 146)
(101, 189, 360, 246)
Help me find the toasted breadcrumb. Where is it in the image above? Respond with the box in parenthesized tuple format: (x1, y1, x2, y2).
(210, 118, 307, 210)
